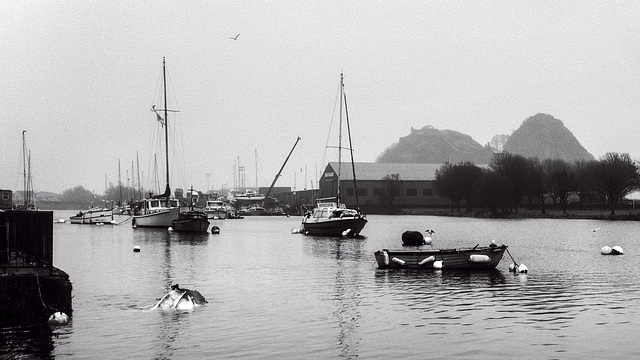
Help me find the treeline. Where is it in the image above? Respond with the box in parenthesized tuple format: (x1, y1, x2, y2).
(434, 152, 638, 215)
(60, 183, 144, 207)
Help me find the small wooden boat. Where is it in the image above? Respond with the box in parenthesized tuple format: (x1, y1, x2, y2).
(171, 209, 210, 233)
(374, 244, 507, 270)
(70, 207, 114, 224)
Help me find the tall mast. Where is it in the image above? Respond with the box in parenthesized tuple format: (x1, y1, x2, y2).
(343, 84, 360, 211)
(118, 159, 123, 206)
(22, 130, 27, 207)
(163, 57, 170, 204)
(136, 151, 141, 200)
(337, 73, 344, 203)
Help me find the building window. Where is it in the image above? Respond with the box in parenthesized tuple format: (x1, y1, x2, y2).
(406, 188, 417, 196)
(423, 188, 434, 196)
(374, 188, 384, 196)
(357, 188, 368, 196)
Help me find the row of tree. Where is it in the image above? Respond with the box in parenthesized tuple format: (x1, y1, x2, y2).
(434, 152, 639, 215)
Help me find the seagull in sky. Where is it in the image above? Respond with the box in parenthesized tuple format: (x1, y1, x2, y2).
(230, 33, 240, 40)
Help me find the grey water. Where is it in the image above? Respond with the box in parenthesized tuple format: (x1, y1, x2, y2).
(3, 212, 640, 359)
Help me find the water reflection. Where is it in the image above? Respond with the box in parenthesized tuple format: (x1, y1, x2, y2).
(302, 237, 367, 359)
(0, 324, 55, 359)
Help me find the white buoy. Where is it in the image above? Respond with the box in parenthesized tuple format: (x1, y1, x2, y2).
(57, 219, 66, 223)
(433, 260, 443, 269)
(382, 250, 389, 266)
(424, 236, 433, 245)
(391, 257, 406, 266)
(291, 228, 299, 234)
(342, 229, 352, 237)
(509, 263, 517, 272)
(469, 254, 491, 263)
(611, 246, 624, 255)
(600, 246, 612, 255)
(133, 246, 141, 252)
(48, 311, 69, 325)
(418, 255, 435, 265)
(168, 227, 174, 231)
(517, 264, 528, 273)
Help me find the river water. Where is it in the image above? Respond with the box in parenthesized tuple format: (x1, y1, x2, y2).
(2, 211, 640, 359)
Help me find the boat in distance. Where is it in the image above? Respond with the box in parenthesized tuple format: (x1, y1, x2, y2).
(70, 207, 114, 224)
(204, 200, 227, 219)
(374, 243, 507, 270)
(171, 209, 210, 233)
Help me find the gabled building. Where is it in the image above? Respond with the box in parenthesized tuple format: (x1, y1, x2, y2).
(318, 162, 451, 211)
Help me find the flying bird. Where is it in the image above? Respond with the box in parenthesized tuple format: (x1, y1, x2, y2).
(230, 33, 240, 40)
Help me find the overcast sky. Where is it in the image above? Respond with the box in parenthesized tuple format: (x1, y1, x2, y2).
(2, 1, 640, 195)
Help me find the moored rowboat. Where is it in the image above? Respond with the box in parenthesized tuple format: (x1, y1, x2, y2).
(374, 244, 507, 270)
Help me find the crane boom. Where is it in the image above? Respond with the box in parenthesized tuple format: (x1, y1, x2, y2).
(265, 137, 301, 198)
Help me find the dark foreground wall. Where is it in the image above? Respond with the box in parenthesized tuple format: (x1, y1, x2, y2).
(0, 269, 73, 325)
(1, 210, 73, 325)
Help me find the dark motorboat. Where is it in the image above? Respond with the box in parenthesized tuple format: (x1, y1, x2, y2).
(171, 209, 210, 233)
(374, 243, 507, 270)
(300, 198, 367, 237)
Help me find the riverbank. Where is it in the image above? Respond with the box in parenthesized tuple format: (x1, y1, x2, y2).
(398, 207, 640, 221)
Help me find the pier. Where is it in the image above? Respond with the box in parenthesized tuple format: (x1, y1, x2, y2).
(0, 210, 72, 325)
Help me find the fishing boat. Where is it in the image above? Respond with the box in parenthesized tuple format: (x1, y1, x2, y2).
(171, 208, 210, 233)
(70, 207, 115, 224)
(374, 243, 507, 270)
(300, 73, 367, 237)
(205, 200, 227, 219)
(132, 57, 180, 228)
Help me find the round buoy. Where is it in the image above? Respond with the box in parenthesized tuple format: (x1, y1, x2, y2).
(168, 227, 173, 231)
(611, 245, 624, 255)
(600, 246, 612, 255)
(424, 236, 433, 245)
(48, 311, 69, 325)
(517, 264, 528, 273)
(211, 226, 220, 234)
(291, 228, 299, 234)
(433, 260, 443, 269)
(133, 246, 141, 252)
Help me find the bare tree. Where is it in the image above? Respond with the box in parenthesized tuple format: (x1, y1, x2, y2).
(591, 152, 638, 215)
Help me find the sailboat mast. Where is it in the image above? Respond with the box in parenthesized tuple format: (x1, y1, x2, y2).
(337, 73, 344, 203)
(343, 87, 360, 211)
(162, 57, 170, 204)
(22, 130, 27, 207)
(118, 159, 123, 206)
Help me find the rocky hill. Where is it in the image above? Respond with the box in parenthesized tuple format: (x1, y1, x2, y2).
(376, 114, 594, 164)
(503, 113, 594, 161)
(375, 126, 494, 164)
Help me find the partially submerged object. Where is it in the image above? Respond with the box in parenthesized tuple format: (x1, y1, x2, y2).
(152, 284, 207, 311)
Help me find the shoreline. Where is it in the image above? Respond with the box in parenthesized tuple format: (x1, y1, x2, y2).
(396, 208, 640, 221)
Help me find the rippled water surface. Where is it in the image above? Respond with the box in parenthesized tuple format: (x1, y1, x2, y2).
(3, 212, 640, 359)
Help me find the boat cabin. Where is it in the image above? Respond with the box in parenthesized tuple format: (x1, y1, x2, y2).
(139, 198, 179, 213)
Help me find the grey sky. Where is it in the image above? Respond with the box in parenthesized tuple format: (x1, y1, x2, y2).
(2, 1, 639, 195)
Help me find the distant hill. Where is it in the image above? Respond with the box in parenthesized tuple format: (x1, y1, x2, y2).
(503, 113, 594, 161)
(375, 114, 595, 165)
(375, 126, 494, 164)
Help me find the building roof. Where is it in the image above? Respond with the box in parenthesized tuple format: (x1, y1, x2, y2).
(326, 162, 445, 181)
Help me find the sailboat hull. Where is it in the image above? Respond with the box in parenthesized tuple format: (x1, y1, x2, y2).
(301, 217, 367, 237)
(132, 207, 180, 228)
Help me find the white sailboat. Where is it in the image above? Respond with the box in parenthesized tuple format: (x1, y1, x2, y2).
(132, 58, 180, 228)
(300, 73, 367, 237)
